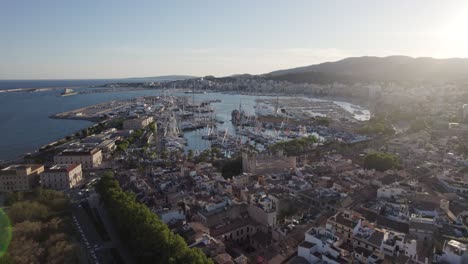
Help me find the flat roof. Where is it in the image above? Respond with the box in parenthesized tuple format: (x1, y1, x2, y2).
(299, 241, 316, 249)
(1, 164, 43, 173)
(57, 148, 100, 156)
(46, 164, 80, 172)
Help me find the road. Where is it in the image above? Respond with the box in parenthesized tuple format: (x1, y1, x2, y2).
(88, 193, 135, 264)
(71, 203, 106, 264)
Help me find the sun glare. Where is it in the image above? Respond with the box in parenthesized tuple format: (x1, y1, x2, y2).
(435, 7, 468, 57)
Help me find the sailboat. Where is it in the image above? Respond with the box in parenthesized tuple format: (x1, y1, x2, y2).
(201, 125, 218, 140)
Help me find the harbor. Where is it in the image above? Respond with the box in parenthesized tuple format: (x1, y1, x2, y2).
(46, 91, 372, 161)
(0, 85, 372, 162)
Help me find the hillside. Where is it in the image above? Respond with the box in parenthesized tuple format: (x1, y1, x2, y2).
(267, 56, 468, 83)
(126, 75, 197, 82)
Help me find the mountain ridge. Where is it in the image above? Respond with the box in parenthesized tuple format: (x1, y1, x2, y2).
(125, 75, 197, 81)
(266, 56, 468, 83)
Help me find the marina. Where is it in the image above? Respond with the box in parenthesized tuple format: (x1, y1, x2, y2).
(0, 86, 371, 161)
(45, 91, 371, 161)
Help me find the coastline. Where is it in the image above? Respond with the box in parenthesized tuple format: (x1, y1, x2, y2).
(0, 88, 370, 165)
(0, 86, 84, 93)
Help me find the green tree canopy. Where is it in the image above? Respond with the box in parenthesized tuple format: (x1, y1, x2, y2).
(364, 152, 400, 172)
(269, 135, 317, 156)
(95, 173, 212, 264)
(8, 201, 49, 224)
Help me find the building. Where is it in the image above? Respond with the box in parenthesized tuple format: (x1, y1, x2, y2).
(377, 185, 407, 199)
(248, 193, 278, 228)
(462, 104, 468, 123)
(298, 227, 353, 264)
(242, 151, 296, 175)
(54, 147, 102, 169)
(40, 164, 83, 190)
(435, 240, 468, 264)
(0, 164, 44, 192)
(326, 210, 363, 243)
(123, 116, 154, 130)
(409, 217, 438, 242)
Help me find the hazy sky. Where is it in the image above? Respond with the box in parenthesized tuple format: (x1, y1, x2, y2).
(1, 0, 468, 79)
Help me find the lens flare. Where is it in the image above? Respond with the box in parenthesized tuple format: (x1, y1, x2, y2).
(0, 208, 12, 257)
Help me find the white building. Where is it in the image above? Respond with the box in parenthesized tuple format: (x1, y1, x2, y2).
(352, 219, 418, 260)
(436, 240, 468, 264)
(159, 208, 186, 224)
(54, 147, 102, 169)
(298, 227, 352, 264)
(377, 185, 407, 199)
(40, 164, 83, 190)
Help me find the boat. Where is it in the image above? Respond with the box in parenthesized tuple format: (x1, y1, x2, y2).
(201, 126, 218, 140)
(60, 88, 78, 96)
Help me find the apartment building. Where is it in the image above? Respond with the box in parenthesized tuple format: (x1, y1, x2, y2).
(40, 164, 83, 190)
(0, 164, 44, 192)
(123, 116, 154, 130)
(54, 147, 102, 169)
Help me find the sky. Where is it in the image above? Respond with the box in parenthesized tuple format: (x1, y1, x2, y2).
(1, 0, 468, 79)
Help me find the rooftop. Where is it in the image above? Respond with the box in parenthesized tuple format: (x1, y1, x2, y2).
(0, 164, 43, 175)
(46, 164, 80, 172)
(57, 147, 101, 156)
(299, 240, 316, 249)
(447, 240, 467, 251)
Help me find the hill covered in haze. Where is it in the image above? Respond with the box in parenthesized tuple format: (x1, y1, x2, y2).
(266, 56, 468, 83)
(126, 75, 197, 82)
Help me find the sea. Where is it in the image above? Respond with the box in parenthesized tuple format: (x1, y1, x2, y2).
(0, 80, 370, 162)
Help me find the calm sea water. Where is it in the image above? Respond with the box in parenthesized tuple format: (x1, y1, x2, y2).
(0, 81, 370, 161)
(0, 78, 182, 90)
(0, 87, 162, 161)
(0, 79, 114, 90)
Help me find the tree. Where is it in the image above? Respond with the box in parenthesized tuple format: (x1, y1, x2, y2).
(269, 135, 318, 156)
(1, 190, 79, 264)
(364, 152, 400, 172)
(0, 253, 14, 264)
(187, 150, 194, 161)
(197, 149, 211, 163)
(4, 192, 23, 206)
(149, 122, 156, 133)
(8, 201, 49, 224)
(315, 117, 331, 126)
(221, 157, 242, 179)
(210, 147, 221, 161)
(116, 140, 129, 151)
(81, 128, 89, 137)
(95, 176, 213, 264)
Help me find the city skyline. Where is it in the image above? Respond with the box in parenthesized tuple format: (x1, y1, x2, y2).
(2, 0, 468, 79)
